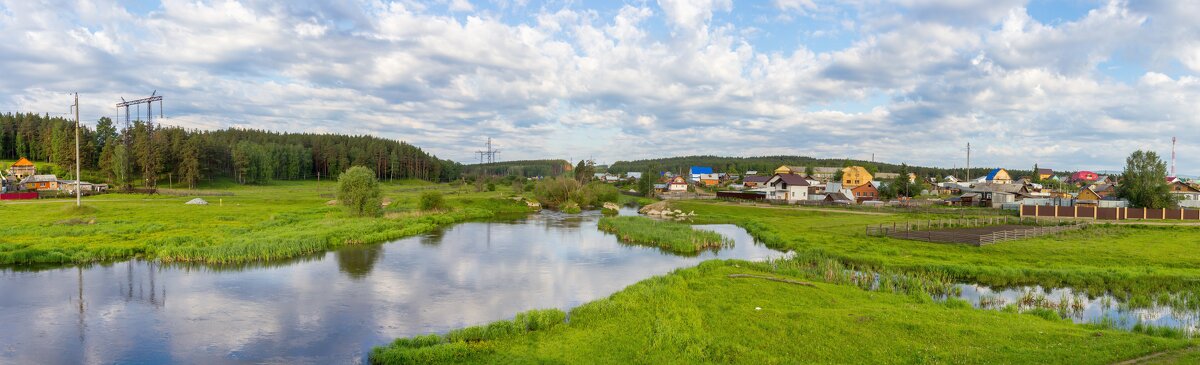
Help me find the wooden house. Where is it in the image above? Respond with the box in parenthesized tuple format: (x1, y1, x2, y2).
(1170, 181, 1200, 202)
(742, 175, 771, 188)
(1037, 168, 1054, 180)
(667, 176, 688, 192)
(698, 173, 720, 187)
(20, 174, 58, 191)
(7, 157, 35, 179)
(851, 182, 879, 203)
(983, 168, 1013, 184)
(841, 166, 873, 187)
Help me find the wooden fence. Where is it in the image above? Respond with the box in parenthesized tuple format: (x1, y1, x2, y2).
(715, 191, 765, 201)
(866, 217, 1087, 246)
(1020, 205, 1200, 221)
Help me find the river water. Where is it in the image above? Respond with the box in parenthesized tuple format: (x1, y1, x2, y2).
(0, 209, 784, 364)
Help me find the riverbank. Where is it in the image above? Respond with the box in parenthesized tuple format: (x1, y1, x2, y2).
(675, 201, 1200, 294)
(372, 259, 1191, 364)
(0, 180, 533, 266)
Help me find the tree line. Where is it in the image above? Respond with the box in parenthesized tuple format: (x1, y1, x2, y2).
(462, 159, 571, 178)
(0, 113, 461, 188)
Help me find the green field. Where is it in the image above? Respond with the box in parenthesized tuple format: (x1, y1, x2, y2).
(0, 179, 531, 265)
(676, 201, 1200, 294)
(372, 260, 1191, 364)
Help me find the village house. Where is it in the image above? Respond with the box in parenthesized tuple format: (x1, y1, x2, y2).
(841, 166, 873, 187)
(698, 173, 721, 187)
(20, 174, 58, 191)
(689, 166, 713, 182)
(1170, 181, 1200, 207)
(59, 180, 96, 194)
(742, 175, 771, 188)
(667, 175, 688, 192)
(1069, 171, 1099, 183)
(982, 168, 1013, 184)
(625, 172, 643, 181)
(811, 167, 839, 181)
(1037, 168, 1054, 180)
(1089, 183, 1117, 198)
(851, 181, 879, 203)
(765, 174, 810, 203)
(7, 157, 36, 180)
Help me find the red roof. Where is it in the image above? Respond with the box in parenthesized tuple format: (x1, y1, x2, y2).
(1070, 171, 1097, 181)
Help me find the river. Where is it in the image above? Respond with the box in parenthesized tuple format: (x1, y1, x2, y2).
(0, 209, 784, 364)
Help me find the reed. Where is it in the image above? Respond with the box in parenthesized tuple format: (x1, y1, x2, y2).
(597, 216, 731, 254)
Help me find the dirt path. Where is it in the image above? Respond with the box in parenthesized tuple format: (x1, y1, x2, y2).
(1112, 347, 1198, 365)
(710, 201, 893, 216)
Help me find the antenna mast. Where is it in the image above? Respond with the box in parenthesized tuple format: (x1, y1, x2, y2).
(1172, 137, 1177, 177)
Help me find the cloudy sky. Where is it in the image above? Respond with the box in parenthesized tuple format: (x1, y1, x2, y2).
(1, 0, 1198, 171)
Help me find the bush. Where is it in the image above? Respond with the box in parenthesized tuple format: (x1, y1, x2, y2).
(419, 191, 447, 211)
(562, 202, 582, 214)
(337, 166, 382, 217)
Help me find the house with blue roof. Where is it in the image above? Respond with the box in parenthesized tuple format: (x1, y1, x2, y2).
(982, 168, 1013, 184)
(689, 166, 713, 182)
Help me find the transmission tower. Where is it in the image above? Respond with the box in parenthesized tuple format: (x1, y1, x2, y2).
(116, 90, 163, 133)
(475, 137, 500, 164)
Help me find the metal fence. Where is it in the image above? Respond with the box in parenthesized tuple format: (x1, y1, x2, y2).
(1021, 205, 1200, 221)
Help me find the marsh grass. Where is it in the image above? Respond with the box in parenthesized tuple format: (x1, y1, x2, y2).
(597, 216, 731, 254)
(0, 181, 531, 266)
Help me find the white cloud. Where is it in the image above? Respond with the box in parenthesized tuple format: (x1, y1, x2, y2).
(0, 0, 1198, 172)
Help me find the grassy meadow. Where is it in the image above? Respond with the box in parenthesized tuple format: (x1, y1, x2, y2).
(675, 201, 1200, 293)
(372, 259, 1192, 364)
(0, 179, 531, 265)
(597, 216, 731, 254)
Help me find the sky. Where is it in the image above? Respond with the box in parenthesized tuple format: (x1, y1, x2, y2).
(1, 0, 1198, 172)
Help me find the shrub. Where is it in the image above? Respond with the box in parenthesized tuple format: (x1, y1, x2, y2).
(487, 182, 496, 191)
(419, 191, 447, 211)
(563, 202, 582, 214)
(337, 166, 382, 217)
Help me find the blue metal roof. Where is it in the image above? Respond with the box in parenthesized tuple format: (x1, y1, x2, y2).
(690, 166, 713, 174)
(986, 168, 1002, 180)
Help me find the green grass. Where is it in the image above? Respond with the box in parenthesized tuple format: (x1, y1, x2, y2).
(597, 216, 731, 254)
(0, 180, 532, 265)
(372, 260, 1191, 364)
(675, 201, 1200, 294)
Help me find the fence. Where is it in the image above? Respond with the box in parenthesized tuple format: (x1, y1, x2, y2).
(1020, 205, 1200, 221)
(0, 192, 38, 200)
(715, 191, 765, 201)
(866, 217, 1087, 246)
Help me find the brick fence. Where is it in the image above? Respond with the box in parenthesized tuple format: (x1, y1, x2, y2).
(1019, 205, 1200, 221)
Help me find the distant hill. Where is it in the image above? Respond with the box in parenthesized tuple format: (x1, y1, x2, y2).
(607, 155, 1018, 180)
(464, 159, 571, 177)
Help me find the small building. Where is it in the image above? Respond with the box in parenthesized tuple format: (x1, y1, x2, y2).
(1075, 186, 1103, 207)
(698, 173, 721, 187)
(1170, 181, 1200, 202)
(653, 183, 668, 193)
(59, 180, 95, 194)
(667, 176, 688, 192)
(689, 166, 713, 182)
(1090, 183, 1117, 198)
(1070, 171, 1099, 183)
(744, 170, 758, 176)
(1037, 168, 1054, 180)
(20, 174, 59, 191)
(851, 181, 879, 203)
(7, 157, 36, 180)
(625, 172, 643, 180)
(742, 175, 771, 188)
(92, 183, 110, 193)
(773, 165, 807, 175)
(841, 166, 873, 187)
(811, 167, 840, 181)
(765, 174, 810, 202)
(983, 168, 1013, 184)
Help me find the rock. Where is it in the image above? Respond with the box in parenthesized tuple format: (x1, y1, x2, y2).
(326, 200, 338, 206)
(647, 210, 661, 216)
(662, 210, 674, 216)
(185, 198, 208, 205)
(602, 202, 621, 211)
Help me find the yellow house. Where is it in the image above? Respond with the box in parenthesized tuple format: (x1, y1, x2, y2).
(773, 165, 806, 175)
(7, 157, 36, 179)
(842, 166, 872, 187)
(984, 168, 1013, 184)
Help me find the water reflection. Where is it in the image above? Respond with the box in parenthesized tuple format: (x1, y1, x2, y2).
(0, 209, 784, 364)
(954, 284, 1199, 336)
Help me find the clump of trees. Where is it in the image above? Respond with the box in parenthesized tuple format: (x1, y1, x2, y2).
(532, 177, 618, 211)
(337, 166, 382, 217)
(1117, 150, 1176, 208)
(0, 113, 460, 189)
(419, 191, 447, 211)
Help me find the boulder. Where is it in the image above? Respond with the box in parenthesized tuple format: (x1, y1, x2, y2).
(185, 198, 208, 205)
(602, 202, 621, 211)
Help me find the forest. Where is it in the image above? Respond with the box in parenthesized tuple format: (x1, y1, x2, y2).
(0, 113, 460, 188)
(462, 159, 571, 178)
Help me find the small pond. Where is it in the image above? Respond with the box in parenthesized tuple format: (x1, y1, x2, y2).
(0, 208, 784, 364)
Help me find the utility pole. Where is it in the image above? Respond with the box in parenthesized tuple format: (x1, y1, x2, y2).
(1171, 137, 1177, 178)
(965, 142, 971, 182)
(73, 93, 81, 207)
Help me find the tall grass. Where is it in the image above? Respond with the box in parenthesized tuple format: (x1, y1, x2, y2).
(597, 216, 731, 254)
(370, 308, 567, 364)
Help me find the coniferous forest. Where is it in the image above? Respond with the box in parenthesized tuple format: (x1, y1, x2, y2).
(0, 113, 461, 188)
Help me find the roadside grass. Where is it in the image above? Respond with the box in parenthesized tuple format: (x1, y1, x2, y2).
(675, 201, 1200, 294)
(371, 260, 1191, 364)
(597, 216, 730, 254)
(0, 180, 531, 265)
